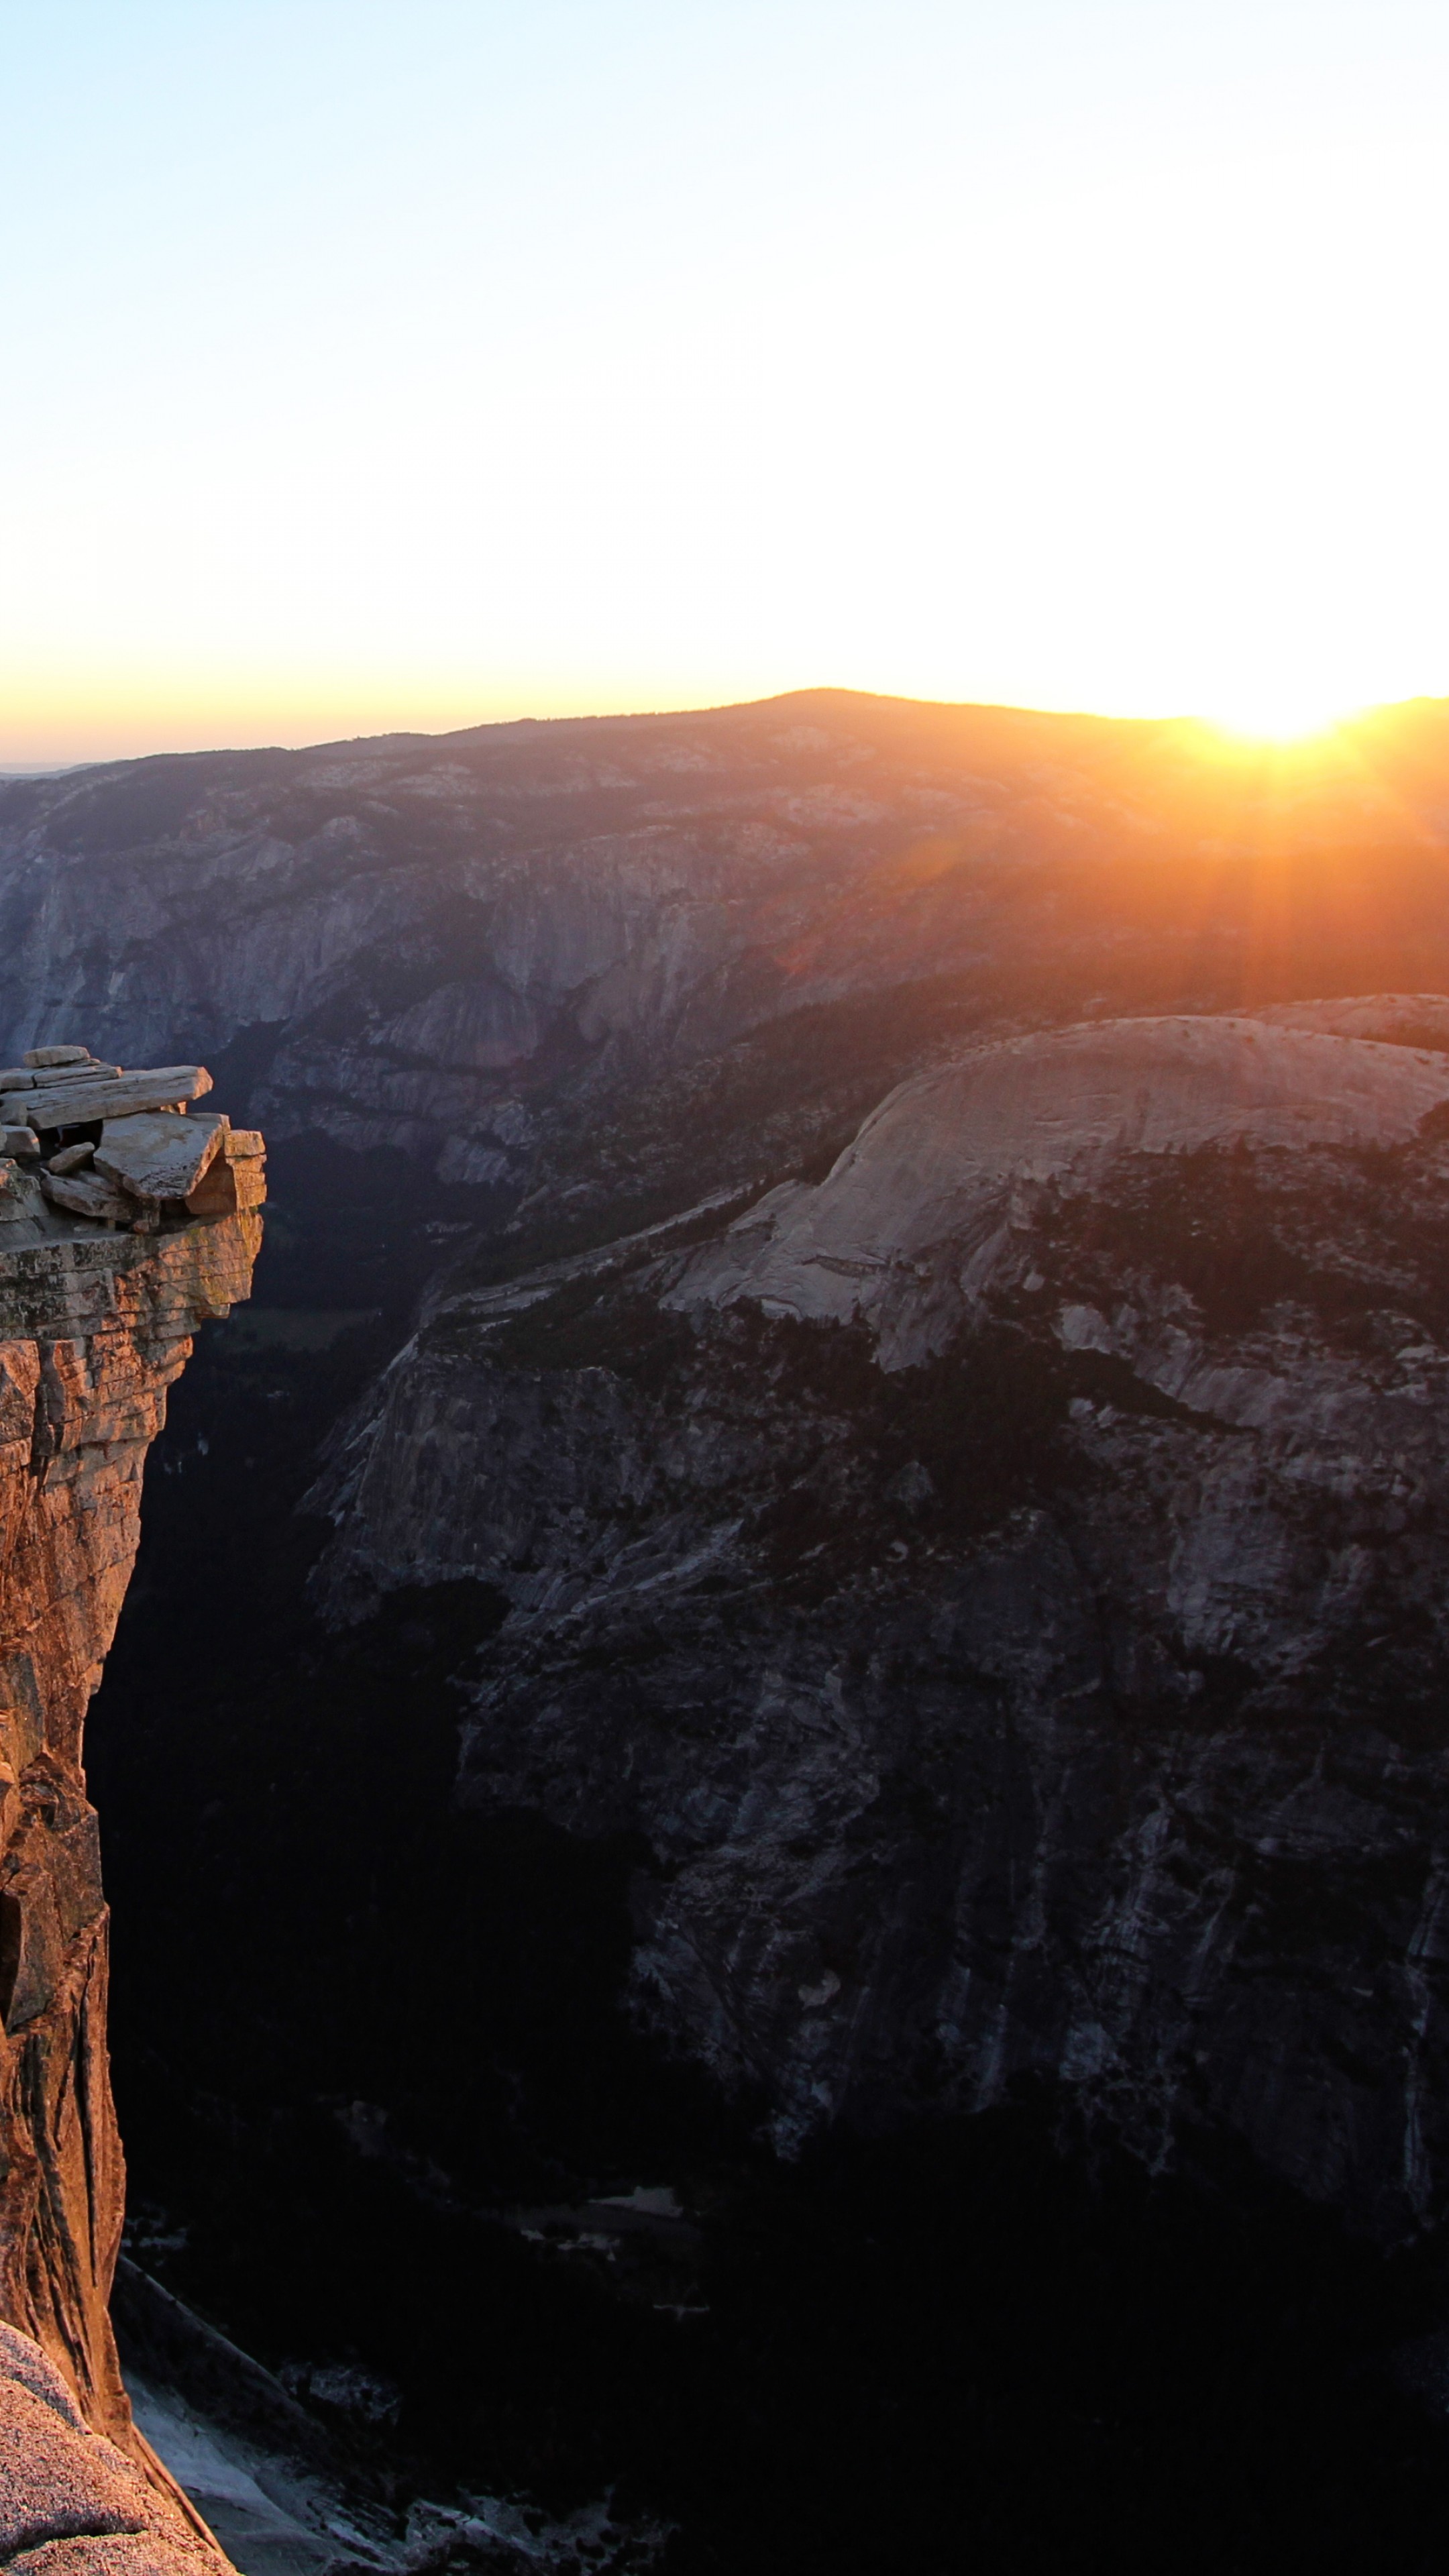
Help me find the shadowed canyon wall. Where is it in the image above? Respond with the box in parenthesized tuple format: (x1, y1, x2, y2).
(309, 1012, 1449, 2237)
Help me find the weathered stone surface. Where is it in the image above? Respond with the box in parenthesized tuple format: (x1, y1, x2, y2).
(23, 1068, 121, 1091)
(665, 1016, 1449, 1368)
(179, 1138, 265, 1223)
(0, 1141, 261, 2533)
(0, 2321, 225, 2570)
(0, 1071, 121, 1108)
(18, 1074, 212, 1136)
(0, 1177, 43, 1232)
(39, 1171, 135, 1227)
(23, 1051, 91, 1071)
(93, 1117, 227, 1205)
(44, 1149, 93, 1179)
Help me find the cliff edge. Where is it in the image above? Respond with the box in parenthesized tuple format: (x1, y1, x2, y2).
(0, 1048, 262, 2567)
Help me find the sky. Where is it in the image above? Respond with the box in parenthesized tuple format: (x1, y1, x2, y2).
(3, 0, 1448, 763)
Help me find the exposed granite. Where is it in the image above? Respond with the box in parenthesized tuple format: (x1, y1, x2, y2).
(0, 1175, 260, 2554)
(309, 1011, 1449, 2239)
(0, 2318, 226, 2573)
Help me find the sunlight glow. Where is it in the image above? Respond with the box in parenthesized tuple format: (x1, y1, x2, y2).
(1195, 696, 1363, 751)
(2, 3, 1449, 760)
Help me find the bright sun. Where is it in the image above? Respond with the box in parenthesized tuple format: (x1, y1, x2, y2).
(1195, 687, 1363, 748)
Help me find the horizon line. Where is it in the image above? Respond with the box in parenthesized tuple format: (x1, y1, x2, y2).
(7, 682, 1449, 779)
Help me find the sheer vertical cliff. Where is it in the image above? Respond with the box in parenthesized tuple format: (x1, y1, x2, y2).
(0, 1160, 260, 2534)
(310, 1013, 1449, 2237)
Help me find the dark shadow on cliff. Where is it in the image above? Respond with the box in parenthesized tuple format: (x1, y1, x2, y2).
(81, 1294, 1449, 2573)
(87, 1309, 728, 2206)
(236, 1128, 515, 1321)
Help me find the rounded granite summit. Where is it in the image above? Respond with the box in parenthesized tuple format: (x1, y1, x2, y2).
(672, 1013, 1449, 1365)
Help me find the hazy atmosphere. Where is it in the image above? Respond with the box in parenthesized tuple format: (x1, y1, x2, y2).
(7, 9, 1449, 2575)
(6, 0, 1449, 759)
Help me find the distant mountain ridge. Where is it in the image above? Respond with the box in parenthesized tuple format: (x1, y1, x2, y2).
(5, 689, 1449, 1242)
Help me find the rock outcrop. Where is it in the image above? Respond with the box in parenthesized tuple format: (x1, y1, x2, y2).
(0, 1047, 262, 2569)
(309, 1008, 1449, 2237)
(666, 1016, 1449, 1364)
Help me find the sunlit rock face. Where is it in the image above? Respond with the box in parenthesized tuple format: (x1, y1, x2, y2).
(0, 2316, 226, 2572)
(0, 1189, 258, 2530)
(310, 1011, 1449, 2236)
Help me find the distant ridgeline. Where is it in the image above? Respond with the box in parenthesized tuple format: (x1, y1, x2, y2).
(0, 1036, 263, 2572)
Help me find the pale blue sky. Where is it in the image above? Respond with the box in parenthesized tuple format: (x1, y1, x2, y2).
(3, 0, 1448, 756)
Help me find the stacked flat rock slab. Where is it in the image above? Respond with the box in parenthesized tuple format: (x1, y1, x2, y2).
(95, 1112, 228, 1203)
(0, 1047, 265, 1237)
(1, 1065, 211, 1130)
(40, 1169, 136, 1226)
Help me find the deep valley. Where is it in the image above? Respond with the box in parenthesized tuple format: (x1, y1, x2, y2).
(9, 690, 1449, 2568)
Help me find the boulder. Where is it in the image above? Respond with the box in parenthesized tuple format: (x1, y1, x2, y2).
(22, 1044, 91, 1068)
(1, 1128, 39, 1158)
(94, 1113, 228, 1203)
(47, 1144, 95, 1175)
